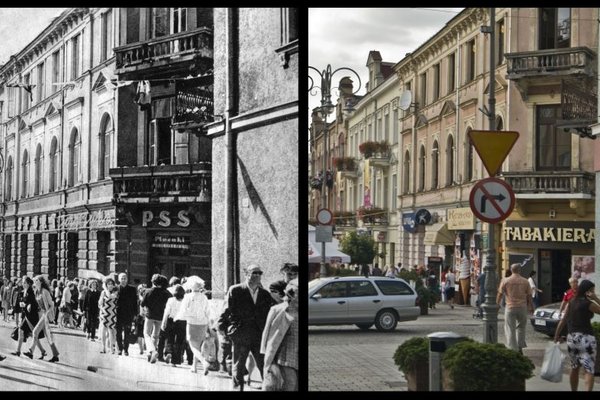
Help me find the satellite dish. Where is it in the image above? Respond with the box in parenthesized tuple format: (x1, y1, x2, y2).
(399, 90, 412, 111)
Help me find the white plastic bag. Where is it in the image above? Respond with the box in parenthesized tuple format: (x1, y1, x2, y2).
(540, 342, 565, 382)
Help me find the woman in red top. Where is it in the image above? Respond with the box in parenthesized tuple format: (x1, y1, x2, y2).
(559, 277, 579, 314)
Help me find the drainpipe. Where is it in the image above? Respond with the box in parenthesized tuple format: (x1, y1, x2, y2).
(224, 8, 239, 289)
(87, 14, 94, 201)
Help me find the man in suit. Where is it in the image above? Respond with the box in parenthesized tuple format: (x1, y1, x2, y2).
(115, 273, 138, 356)
(226, 264, 274, 391)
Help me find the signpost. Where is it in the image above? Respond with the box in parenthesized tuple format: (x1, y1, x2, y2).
(316, 208, 332, 277)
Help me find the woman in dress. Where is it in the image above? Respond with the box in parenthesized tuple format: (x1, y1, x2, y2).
(98, 277, 119, 354)
(83, 279, 101, 341)
(11, 276, 45, 357)
(24, 275, 59, 362)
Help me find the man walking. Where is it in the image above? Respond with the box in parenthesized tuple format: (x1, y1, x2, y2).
(115, 273, 139, 356)
(226, 264, 274, 391)
(496, 263, 534, 353)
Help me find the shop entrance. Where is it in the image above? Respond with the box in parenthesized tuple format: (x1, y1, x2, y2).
(148, 232, 191, 283)
(149, 257, 190, 282)
(538, 249, 571, 305)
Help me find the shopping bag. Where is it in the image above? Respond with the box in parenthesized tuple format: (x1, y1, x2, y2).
(540, 342, 565, 382)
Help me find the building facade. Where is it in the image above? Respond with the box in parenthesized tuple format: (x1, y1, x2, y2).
(314, 7, 597, 305)
(208, 8, 298, 296)
(0, 8, 118, 282)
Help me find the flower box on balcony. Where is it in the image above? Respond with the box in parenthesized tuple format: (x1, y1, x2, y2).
(333, 157, 356, 172)
(359, 141, 390, 159)
(357, 206, 387, 224)
(334, 211, 356, 226)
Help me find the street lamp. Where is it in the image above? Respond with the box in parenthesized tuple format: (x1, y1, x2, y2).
(309, 64, 361, 277)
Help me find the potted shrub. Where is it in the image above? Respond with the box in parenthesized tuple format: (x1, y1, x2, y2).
(358, 141, 379, 158)
(376, 140, 390, 156)
(441, 340, 534, 391)
(393, 337, 430, 391)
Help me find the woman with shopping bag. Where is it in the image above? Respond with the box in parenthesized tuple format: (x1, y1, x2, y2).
(554, 279, 600, 391)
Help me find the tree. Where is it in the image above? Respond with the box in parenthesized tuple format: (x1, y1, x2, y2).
(339, 231, 377, 267)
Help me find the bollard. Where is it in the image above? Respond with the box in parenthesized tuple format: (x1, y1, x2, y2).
(427, 331, 467, 391)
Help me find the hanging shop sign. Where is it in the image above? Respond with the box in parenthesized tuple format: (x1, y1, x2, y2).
(447, 207, 475, 230)
(152, 235, 191, 249)
(142, 209, 191, 228)
(402, 212, 417, 233)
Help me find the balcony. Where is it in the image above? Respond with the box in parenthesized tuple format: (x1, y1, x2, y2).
(173, 81, 214, 130)
(334, 211, 357, 227)
(110, 163, 211, 203)
(506, 47, 596, 99)
(334, 157, 358, 180)
(114, 28, 213, 76)
(502, 171, 595, 197)
(358, 206, 388, 225)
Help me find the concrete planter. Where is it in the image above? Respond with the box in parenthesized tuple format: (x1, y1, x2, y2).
(405, 362, 429, 391)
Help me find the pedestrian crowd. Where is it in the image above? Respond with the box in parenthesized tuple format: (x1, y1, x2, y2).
(0, 262, 299, 391)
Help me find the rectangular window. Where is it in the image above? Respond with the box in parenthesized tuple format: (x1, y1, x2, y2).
(392, 174, 397, 211)
(48, 233, 58, 280)
(22, 73, 31, 112)
(384, 113, 389, 143)
(149, 118, 172, 165)
(37, 62, 45, 103)
(96, 231, 110, 275)
(496, 19, 505, 65)
(282, 8, 298, 44)
(432, 63, 440, 102)
(19, 234, 27, 277)
(419, 72, 427, 105)
(52, 51, 60, 94)
(126, 8, 140, 44)
(447, 53, 455, 93)
(101, 10, 112, 62)
(4, 236, 12, 279)
(466, 39, 476, 83)
(151, 8, 169, 38)
(539, 8, 571, 50)
(33, 234, 42, 275)
(536, 104, 570, 170)
(392, 109, 398, 145)
(71, 34, 80, 80)
(104, 131, 111, 179)
(7, 87, 16, 118)
(66, 232, 78, 280)
(171, 8, 187, 34)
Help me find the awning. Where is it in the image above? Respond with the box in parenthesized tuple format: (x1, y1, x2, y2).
(424, 223, 455, 246)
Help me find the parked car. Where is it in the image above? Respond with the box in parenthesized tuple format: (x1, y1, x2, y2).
(530, 302, 567, 337)
(308, 276, 420, 332)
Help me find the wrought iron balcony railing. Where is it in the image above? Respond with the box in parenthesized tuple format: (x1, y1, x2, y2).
(114, 28, 213, 70)
(506, 47, 595, 79)
(110, 163, 211, 201)
(502, 171, 595, 195)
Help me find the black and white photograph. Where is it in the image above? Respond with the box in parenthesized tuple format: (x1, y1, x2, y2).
(308, 7, 600, 392)
(0, 7, 298, 391)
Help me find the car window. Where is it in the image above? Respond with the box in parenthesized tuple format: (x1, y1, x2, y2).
(316, 282, 347, 298)
(348, 280, 378, 297)
(375, 280, 414, 296)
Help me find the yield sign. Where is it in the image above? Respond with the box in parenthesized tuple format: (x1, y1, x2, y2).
(468, 130, 519, 176)
(469, 177, 515, 224)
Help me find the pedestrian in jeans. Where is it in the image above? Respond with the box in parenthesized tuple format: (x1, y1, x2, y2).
(161, 284, 186, 367)
(141, 274, 171, 363)
(496, 263, 533, 353)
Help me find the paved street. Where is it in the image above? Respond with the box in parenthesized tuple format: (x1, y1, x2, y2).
(309, 304, 600, 391)
(0, 318, 262, 391)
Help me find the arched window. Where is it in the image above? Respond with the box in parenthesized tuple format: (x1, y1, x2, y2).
(98, 113, 112, 180)
(466, 128, 474, 181)
(69, 128, 80, 187)
(34, 144, 42, 195)
(49, 137, 58, 192)
(446, 135, 455, 186)
(431, 141, 439, 190)
(418, 145, 426, 191)
(403, 150, 410, 194)
(6, 156, 13, 200)
(21, 150, 29, 198)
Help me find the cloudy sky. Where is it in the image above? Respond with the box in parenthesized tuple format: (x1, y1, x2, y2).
(0, 8, 68, 65)
(309, 8, 464, 119)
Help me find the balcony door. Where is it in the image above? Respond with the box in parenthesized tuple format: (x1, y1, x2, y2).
(539, 8, 571, 50)
(149, 118, 172, 165)
(536, 105, 570, 171)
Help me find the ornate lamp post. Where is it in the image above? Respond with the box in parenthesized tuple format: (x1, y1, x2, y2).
(309, 64, 361, 277)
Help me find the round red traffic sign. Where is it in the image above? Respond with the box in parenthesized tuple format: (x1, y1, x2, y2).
(469, 177, 515, 224)
(316, 208, 333, 225)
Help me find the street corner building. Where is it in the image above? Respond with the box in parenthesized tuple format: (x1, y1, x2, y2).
(310, 8, 598, 305)
(0, 7, 299, 299)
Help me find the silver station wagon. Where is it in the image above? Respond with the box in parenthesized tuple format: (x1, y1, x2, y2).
(308, 276, 420, 332)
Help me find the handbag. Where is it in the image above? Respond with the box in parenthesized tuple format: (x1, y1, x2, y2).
(540, 342, 565, 382)
(263, 363, 284, 391)
(10, 326, 19, 341)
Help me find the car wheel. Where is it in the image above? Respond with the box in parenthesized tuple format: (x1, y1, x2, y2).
(355, 323, 373, 331)
(374, 309, 398, 332)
